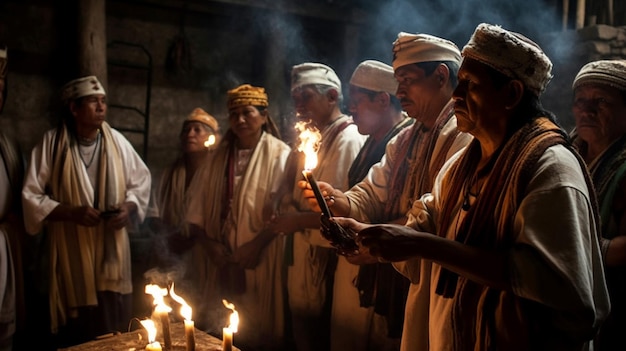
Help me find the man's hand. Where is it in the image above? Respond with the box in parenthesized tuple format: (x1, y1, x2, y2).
(104, 202, 136, 231)
(71, 205, 101, 227)
(356, 223, 428, 262)
(298, 180, 351, 216)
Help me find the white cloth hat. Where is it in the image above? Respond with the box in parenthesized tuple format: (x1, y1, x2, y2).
(0, 45, 7, 80)
(462, 23, 553, 96)
(291, 62, 341, 92)
(572, 60, 626, 92)
(61, 75, 106, 104)
(350, 60, 397, 95)
(392, 32, 461, 71)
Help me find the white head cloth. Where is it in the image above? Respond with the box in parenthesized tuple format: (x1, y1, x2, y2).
(392, 32, 461, 71)
(350, 60, 397, 95)
(291, 62, 341, 92)
(61, 75, 106, 104)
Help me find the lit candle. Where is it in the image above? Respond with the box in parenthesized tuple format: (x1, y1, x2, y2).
(169, 283, 195, 351)
(222, 299, 239, 351)
(140, 319, 163, 351)
(145, 284, 172, 350)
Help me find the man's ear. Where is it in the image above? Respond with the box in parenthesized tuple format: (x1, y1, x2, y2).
(327, 88, 339, 102)
(435, 64, 450, 87)
(69, 101, 78, 117)
(505, 80, 524, 110)
(376, 92, 391, 108)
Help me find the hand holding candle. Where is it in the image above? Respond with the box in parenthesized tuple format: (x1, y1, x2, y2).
(222, 299, 239, 351)
(169, 283, 195, 351)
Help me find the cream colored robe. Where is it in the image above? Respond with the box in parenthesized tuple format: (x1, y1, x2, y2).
(22, 123, 151, 333)
(186, 131, 290, 348)
(346, 106, 471, 351)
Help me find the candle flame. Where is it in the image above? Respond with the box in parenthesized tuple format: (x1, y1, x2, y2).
(222, 299, 239, 333)
(295, 121, 321, 171)
(140, 318, 158, 343)
(169, 283, 192, 321)
(145, 284, 172, 313)
(204, 134, 216, 148)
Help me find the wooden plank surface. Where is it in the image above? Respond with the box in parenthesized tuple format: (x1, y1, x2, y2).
(59, 322, 241, 351)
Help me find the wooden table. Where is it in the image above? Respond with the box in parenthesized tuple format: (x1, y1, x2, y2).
(59, 322, 241, 351)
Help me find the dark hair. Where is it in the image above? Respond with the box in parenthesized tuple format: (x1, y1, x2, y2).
(416, 60, 460, 88)
(484, 66, 562, 134)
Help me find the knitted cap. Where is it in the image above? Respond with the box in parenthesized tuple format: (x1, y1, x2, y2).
(392, 32, 461, 71)
(61, 75, 106, 104)
(350, 60, 397, 95)
(184, 107, 219, 131)
(572, 60, 626, 91)
(291, 62, 341, 92)
(462, 23, 553, 96)
(227, 84, 269, 110)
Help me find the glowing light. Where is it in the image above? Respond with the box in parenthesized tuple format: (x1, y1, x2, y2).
(295, 121, 321, 171)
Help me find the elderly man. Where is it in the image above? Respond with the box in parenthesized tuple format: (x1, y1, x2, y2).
(306, 33, 471, 351)
(22, 76, 151, 348)
(571, 59, 626, 350)
(330, 59, 412, 351)
(271, 62, 365, 351)
(338, 23, 610, 350)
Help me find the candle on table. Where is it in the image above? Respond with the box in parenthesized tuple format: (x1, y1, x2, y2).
(169, 283, 195, 351)
(140, 319, 163, 351)
(145, 284, 172, 350)
(222, 299, 239, 351)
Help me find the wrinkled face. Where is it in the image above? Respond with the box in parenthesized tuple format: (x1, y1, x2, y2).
(394, 64, 441, 122)
(228, 105, 266, 142)
(573, 83, 626, 150)
(348, 85, 384, 136)
(180, 121, 216, 154)
(291, 85, 334, 125)
(453, 58, 509, 138)
(71, 94, 107, 130)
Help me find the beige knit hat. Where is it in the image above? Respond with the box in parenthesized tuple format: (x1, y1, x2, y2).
(350, 60, 397, 95)
(61, 75, 106, 104)
(572, 60, 626, 91)
(185, 107, 219, 131)
(462, 23, 553, 96)
(291, 62, 341, 92)
(391, 32, 461, 71)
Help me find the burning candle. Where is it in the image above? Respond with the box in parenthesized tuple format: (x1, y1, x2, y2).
(145, 284, 172, 350)
(140, 319, 163, 351)
(169, 283, 195, 351)
(222, 299, 239, 351)
(296, 121, 332, 217)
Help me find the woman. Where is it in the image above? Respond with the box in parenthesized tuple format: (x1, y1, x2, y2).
(186, 84, 290, 350)
(145, 107, 220, 270)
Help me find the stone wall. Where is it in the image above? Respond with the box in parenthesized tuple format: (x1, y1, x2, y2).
(540, 24, 626, 133)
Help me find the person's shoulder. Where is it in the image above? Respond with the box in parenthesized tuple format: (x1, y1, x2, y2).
(530, 144, 588, 192)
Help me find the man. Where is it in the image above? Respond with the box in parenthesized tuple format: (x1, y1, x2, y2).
(22, 75, 151, 348)
(271, 62, 365, 351)
(306, 33, 471, 351)
(0, 45, 26, 351)
(330, 59, 412, 351)
(340, 23, 610, 350)
(570, 59, 626, 350)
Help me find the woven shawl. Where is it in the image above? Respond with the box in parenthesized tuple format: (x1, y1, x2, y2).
(47, 121, 126, 333)
(435, 117, 593, 350)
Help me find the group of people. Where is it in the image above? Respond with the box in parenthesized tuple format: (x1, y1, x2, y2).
(0, 20, 625, 351)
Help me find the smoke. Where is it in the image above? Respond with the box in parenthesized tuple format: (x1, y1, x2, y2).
(356, 0, 562, 64)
